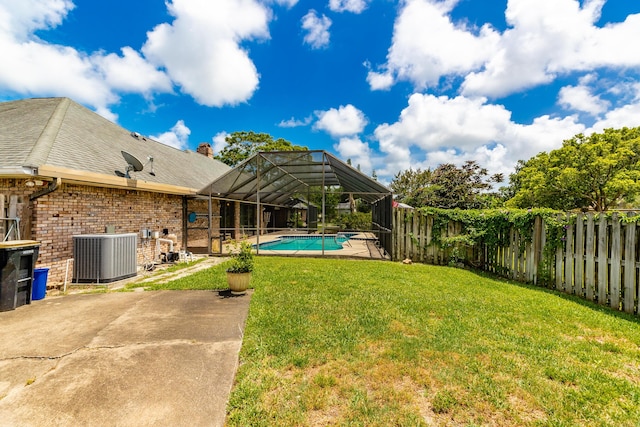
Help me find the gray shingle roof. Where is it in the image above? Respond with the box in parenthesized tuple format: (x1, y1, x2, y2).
(0, 97, 230, 193)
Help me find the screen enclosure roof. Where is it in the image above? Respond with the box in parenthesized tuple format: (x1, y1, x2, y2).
(198, 150, 391, 205)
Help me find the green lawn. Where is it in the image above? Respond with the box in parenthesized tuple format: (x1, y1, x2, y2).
(142, 257, 640, 426)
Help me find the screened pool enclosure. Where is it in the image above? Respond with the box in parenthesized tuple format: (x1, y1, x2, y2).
(198, 151, 393, 258)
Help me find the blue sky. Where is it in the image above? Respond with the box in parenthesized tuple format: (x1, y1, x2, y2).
(1, 0, 640, 185)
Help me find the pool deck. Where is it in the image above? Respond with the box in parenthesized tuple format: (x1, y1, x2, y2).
(226, 232, 389, 260)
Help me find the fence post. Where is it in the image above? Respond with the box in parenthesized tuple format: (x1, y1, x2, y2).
(418, 213, 425, 262)
(503, 229, 510, 278)
(554, 214, 563, 290)
(575, 213, 585, 297)
(565, 217, 574, 294)
(610, 213, 621, 311)
(438, 219, 447, 265)
(597, 214, 608, 305)
(411, 210, 422, 261)
(391, 209, 396, 260)
(585, 213, 595, 301)
(404, 210, 411, 260)
(539, 216, 548, 286)
(509, 228, 516, 280)
(623, 221, 636, 314)
(392, 209, 400, 261)
(532, 216, 543, 285)
(526, 228, 534, 283)
(426, 214, 434, 263)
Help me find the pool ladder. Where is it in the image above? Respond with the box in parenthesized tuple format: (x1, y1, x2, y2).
(335, 232, 352, 247)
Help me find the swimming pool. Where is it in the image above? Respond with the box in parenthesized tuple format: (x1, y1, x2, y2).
(255, 234, 354, 251)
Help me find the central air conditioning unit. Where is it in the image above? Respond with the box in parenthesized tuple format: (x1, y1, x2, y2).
(73, 233, 137, 283)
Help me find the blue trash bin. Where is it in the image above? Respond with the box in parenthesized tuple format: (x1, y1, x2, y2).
(32, 267, 49, 301)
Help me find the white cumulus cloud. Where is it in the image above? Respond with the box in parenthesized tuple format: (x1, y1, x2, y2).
(0, 0, 74, 40)
(329, 0, 369, 14)
(461, 0, 628, 97)
(151, 120, 191, 150)
(589, 83, 640, 132)
(269, 0, 298, 7)
(95, 47, 173, 95)
(558, 83, 610, 117)
(366, 70, 394, 91)
(0, 0, 273, 117)
(277, 116, 313, 128)
(373, 93, 586, 178)
(143, 0, 270, 107)
(372, 0, 640, 99)
(212, 131, 229, 155)
(0, 0, 121, 112)
(314, 104, 368, 137)
(301, 9, 332, 49)
(370, 0, 499, 91)
(334, 136, 373, 174)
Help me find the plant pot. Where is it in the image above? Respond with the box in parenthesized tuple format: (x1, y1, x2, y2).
(226, 271, 251, 295)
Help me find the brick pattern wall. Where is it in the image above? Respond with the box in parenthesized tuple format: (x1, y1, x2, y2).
(185, 198, 220, 252)
(1, 179, 186, 289)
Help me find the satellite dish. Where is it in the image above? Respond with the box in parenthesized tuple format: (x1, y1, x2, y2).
(121, 151, 143, 178)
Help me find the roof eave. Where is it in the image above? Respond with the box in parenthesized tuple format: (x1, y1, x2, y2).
(0, 166, 38, 177)
(36, 164, 198, 196)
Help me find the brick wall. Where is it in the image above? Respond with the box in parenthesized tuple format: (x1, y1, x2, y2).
(1, 178, 232, 289)
(185, 198, 220, 252)
(1, 179, 187, 289)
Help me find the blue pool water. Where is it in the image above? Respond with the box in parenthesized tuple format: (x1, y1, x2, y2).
(256, 234, 354, 251)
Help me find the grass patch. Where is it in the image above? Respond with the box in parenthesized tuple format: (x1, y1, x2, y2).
(124, 258, 227, 291)
(139, 256, 640, 425)
(432, 389, 459, 414)
(153, 257, 207, 273)
(224, 257, 640, 426)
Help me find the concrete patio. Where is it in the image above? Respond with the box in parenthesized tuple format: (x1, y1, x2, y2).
(0, 288, 251, 427)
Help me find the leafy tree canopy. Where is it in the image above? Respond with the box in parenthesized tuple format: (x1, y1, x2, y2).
(506, 127, 640, 211)
(391, 161, 503, 209)
(430, 161, 503, 209)
(390, 168, 432, 207)
(308, 186, 342, 221)
(214, 131, 307, 167)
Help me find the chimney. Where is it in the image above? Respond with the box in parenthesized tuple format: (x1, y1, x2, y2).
(197, 142, 213, 159)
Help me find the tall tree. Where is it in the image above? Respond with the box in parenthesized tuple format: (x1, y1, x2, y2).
(390, 163, 502, 208)
(507, 127, 640, 211)
(390, 168, 433, 207)
(308, 186, 341, 221)
(429, 161, 502, 209)
(214, 131, 307, 167)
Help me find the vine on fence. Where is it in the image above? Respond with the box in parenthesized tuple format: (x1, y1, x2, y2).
(401, 208, 640, 298)
(408, 208, 640, 272)
(416, 207, 569, 272)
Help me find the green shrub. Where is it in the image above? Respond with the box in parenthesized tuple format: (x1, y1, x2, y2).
(337, 212, 372, 231)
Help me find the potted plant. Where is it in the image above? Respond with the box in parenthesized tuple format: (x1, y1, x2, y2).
(226, 240, 254, 294)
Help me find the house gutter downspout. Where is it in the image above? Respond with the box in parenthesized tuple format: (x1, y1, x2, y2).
(29, 177, 61, 201)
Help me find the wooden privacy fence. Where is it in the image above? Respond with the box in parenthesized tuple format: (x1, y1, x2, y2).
(393, 208, 640, 316)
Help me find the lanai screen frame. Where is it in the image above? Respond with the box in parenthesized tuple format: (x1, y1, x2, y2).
(197, 150, 393, 256)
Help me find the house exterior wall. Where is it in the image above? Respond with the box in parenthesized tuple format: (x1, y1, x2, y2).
(0, 178, 32, 240)
(1, 178, 188, 289)
(185, 198, 220, 252)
